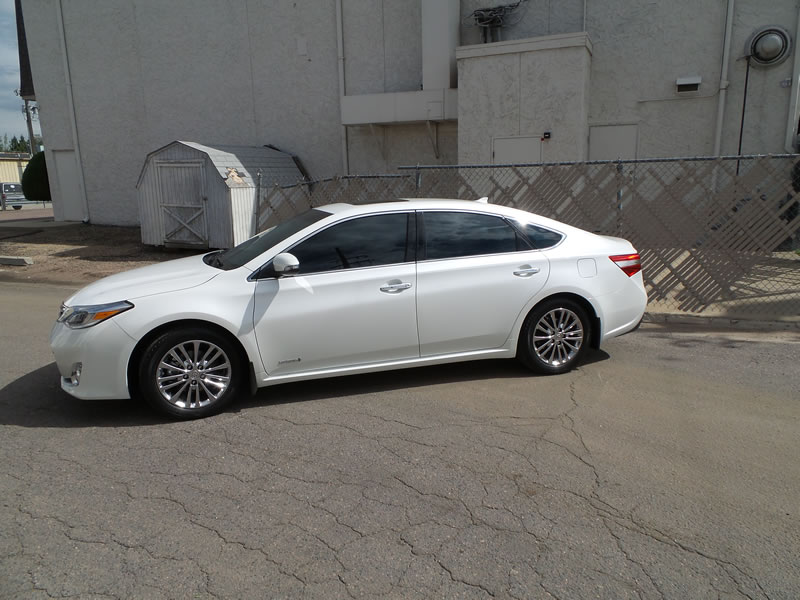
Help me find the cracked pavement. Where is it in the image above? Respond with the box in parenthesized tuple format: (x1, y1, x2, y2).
(1, 282, 799, 599)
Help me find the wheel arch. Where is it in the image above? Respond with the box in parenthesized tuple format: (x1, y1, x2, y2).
(520, 292, 601, 351)
(126, 318, 254, 400)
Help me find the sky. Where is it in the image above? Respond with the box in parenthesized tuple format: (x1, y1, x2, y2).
(0, 0, 39, 141)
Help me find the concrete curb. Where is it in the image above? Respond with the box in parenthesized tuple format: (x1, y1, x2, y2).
(643, 311, 800, 332)
(0, 256, 34, 266)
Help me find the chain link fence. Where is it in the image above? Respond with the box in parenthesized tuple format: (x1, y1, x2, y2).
(256, 155, 800, 320)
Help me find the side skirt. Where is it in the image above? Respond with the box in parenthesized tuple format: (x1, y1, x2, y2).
(256, 348, 515, 388)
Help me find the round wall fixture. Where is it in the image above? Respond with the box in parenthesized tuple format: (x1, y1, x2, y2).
(746, 26, 792, 66)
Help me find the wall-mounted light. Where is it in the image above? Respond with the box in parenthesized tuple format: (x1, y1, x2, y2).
(736, 26, 794, 170)
(746, 26, 792, 67)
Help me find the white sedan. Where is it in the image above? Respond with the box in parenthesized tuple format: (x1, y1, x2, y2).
(51, 198, 647, 419)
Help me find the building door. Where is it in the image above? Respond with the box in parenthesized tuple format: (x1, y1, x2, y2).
(156, 161, 208, 246)
(588, 125, 638, 160)
(493, 136, 542, 164)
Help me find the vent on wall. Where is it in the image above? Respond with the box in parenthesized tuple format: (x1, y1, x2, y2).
(676, 76, 701, 94)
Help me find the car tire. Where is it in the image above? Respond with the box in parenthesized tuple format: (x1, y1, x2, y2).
(518, 298, 591, 375)
(138, 326, 243, 419)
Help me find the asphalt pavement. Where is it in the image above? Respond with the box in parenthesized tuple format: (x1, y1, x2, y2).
(1, 281, 799, 599)
(0, 203, 53, 223)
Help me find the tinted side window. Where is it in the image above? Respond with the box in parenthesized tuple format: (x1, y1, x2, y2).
(517, 223, 564, 249)
(423, 212, 523, 260)
(290, 213, 410, 274)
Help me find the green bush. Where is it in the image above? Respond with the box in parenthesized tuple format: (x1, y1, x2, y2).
(21, 151, 51, 201)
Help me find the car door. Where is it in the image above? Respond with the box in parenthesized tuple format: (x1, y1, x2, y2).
(415, 210, 550, 356)
(252, 211, 419, 376)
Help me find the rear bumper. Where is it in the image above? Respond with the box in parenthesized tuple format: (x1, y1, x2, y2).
(597, 279, 648, 342)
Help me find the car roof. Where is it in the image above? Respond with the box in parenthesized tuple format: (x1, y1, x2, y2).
(314, 198, 585, 236)
(318, 198, 509, 216)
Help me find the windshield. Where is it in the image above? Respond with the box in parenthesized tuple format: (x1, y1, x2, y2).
(3, 183, 22, 194)
(205, 209, 329, 270)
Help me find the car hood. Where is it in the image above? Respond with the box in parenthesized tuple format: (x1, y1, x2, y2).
(65, 254, 221, 306)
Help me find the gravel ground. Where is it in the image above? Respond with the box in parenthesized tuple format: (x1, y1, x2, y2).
(0, 222, 195, 285)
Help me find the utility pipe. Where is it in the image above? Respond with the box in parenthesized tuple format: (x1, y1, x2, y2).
(24, 99, 35, 156)
(784, 4, 800, 152)
(736, 56, 752, 174)
(56, 0, 89, 222)
(335, 0, 349, 175)
(713, 0, 735, 156)
(583, 0, 587, 32)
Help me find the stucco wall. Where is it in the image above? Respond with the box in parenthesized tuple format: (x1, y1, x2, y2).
(589, 0, 798, 157)
(457, 34, 591, 164)
(458, 0, 799, 158)
(23, 0, 433, 225)
(22, 0, 800, 225)
(347, 122, 458, 173)
(343, 0, 422, 95)
(460, 0, 584, 46)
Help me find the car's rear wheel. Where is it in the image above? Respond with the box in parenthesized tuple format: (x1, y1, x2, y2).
(138, 326, 242, 419)
(519, 298, 591, 374)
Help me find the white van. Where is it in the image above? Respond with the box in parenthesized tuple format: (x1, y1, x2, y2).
(1, 182, 25, 210)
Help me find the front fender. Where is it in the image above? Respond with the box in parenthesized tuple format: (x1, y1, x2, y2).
(113, 271, 261, 369)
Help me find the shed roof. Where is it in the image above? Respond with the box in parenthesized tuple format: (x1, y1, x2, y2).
(137, 141, 304, 188)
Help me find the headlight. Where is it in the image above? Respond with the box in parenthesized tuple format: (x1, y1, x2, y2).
(57, 300, 134, 329)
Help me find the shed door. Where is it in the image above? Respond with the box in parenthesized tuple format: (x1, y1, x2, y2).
(156, 161, 208, 246)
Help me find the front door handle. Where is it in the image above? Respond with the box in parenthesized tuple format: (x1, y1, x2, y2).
(380, 282, 412, 293)
(513, 266, 541, 277)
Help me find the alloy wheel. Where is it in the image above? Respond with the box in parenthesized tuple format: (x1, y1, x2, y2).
(156, 340, 232, 409)
(532, 308, 584, 367)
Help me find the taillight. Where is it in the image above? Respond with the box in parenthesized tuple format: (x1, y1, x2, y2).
(610, 253, 642, 277)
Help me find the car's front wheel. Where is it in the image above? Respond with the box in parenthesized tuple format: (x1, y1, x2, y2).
(518, 298, 591, 374)
(138, 326, 243, 419)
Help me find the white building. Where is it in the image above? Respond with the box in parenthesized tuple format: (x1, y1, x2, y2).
(20, 0, 800, 225)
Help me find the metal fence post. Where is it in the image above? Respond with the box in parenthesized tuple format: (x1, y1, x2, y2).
(615, 160, 624, 236)
(252, 169, 262, 237)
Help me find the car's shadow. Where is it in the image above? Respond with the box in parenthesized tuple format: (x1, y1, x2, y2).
(0, 363, 162, 428)
(0, 350, 609, 428)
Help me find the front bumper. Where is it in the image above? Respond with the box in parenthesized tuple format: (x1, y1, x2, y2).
(50, 319, 137, 400)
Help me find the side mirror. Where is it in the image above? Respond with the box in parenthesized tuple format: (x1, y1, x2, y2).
(273, 252, 300, 276)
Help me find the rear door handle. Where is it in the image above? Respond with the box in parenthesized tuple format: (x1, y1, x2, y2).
(513, 266, 540, 277)
(380, 282, 412, 293)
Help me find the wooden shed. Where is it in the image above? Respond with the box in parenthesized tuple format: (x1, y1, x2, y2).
(136, 141, 304, 248)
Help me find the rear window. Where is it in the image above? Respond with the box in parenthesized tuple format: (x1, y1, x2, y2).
(3, 183, 22, 194)
(422, 211, 525, 260)
(515, 222, 564, 249)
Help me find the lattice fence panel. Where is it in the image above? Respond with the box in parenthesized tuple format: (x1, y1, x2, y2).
(255, 156, 800, 319)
